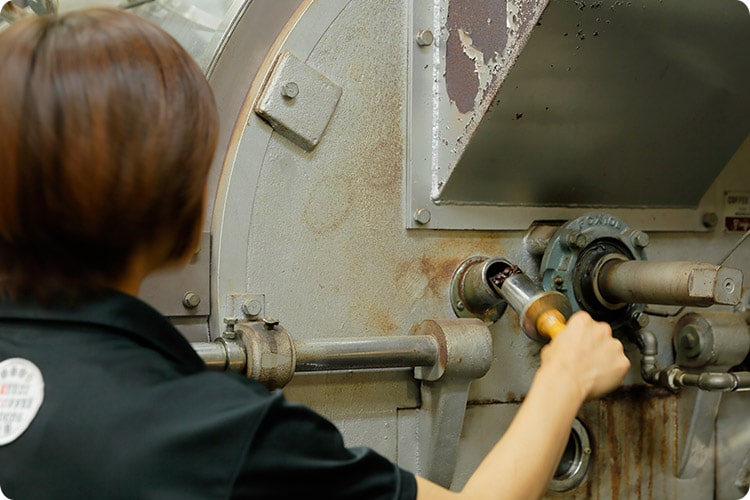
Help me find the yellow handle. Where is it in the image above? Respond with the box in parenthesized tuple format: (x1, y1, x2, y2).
(535, 309, 567, 340)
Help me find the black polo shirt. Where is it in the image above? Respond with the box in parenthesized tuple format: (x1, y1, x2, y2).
(0, 291, 417, 499)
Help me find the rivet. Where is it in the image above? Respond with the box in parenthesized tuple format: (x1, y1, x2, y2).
(416, 29, 434, 46)
(455, 300, 465, 311)
(281, 81, 299, 99)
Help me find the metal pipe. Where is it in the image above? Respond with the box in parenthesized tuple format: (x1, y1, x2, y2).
(634, 330, 750, 391)
(294, 335, 439, 372)
(597, 260, 743, 307)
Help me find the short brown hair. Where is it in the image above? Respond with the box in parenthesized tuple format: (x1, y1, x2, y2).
(0, 8, 218, 300)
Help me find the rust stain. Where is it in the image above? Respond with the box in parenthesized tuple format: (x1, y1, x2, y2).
(419, 254, 464, 298)
(445, 0, 508, 114)
(579, 386, 677, 499)
(372, 305, 399, 334)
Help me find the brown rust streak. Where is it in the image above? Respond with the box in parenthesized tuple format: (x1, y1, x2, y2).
(580, 386, 676, 499)
(445, 0, 508, 114)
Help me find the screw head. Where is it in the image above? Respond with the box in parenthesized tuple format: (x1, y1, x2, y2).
(281, 81, 299, 99)
(182, 291, 201, 309)
(416, 29, 434, 46)
(413, 208, 431, 225)
(455, 300, 465, 311)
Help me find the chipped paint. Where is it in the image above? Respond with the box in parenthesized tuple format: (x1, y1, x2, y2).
(445, 0, 507, 114)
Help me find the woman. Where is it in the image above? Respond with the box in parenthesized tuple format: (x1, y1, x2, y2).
(0, 8, 629, 499)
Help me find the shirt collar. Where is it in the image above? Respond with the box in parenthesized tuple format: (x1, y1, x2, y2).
(0, 289, 206, 374)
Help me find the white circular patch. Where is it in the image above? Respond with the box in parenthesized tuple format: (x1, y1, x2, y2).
(0, 358, 44, 446)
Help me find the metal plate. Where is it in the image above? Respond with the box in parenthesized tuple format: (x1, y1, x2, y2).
(406, 0, 750, 231)
(255, 51, 343, 151)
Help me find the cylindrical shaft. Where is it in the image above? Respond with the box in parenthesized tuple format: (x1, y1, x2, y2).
(294, 335, 439, 372)
(495, 272, 539, 316)
(192, 342, 228, 370)
(598, 260, 743, 307)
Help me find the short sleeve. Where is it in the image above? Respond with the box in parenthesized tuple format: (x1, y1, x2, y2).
(230, 392, 417, 499)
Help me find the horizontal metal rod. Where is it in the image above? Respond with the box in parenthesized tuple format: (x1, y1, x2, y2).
(192, 335, 440, 374)
(598, 260, 743, 307)
(191, 342, 228, 370)
(294, 335, 439, 372)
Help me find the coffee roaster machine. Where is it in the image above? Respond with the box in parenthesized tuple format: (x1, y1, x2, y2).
(5, 0, 750, 497)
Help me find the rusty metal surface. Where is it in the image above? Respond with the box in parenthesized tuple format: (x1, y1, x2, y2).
(444, 0, 507, 114)
(449, 386, 714, 498)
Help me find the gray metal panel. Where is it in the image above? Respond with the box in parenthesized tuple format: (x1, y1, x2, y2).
(439, 0, 750, 208)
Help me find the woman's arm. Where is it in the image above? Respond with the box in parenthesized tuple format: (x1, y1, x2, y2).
(415, 312, 630, 500)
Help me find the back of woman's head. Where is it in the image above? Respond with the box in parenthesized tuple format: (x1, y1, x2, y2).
(0, 7, 218, 301)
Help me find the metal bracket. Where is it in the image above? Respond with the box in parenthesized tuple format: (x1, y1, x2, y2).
(225, 293, 266, 325)
(678, 389, 723, 479)
(413, 318, 493, 487)
(255, 51, 342, 151)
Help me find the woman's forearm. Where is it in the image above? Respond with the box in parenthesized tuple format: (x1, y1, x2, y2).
(460, 366, 584, 500)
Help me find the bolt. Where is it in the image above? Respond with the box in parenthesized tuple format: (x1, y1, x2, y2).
(413, 208, 431, 225)
(677, 326, 702, 359)
(701, 212, 718, 229)
(182, 291, 201, 309)
(281, 81, 299, 99)
(566, 231, 587, 250)
(242, 299, 263, 319)
(263, 317, 280, 330)
(631, 230, 649, 248)
(632, 311, 650, 328)
(553, 276, 564, 288)
(455, 300, 465, 311)
(416, 29, 434, 46)
(223, 317, 238, 339)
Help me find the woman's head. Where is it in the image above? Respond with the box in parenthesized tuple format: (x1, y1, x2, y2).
(0, 7, 218, 300)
